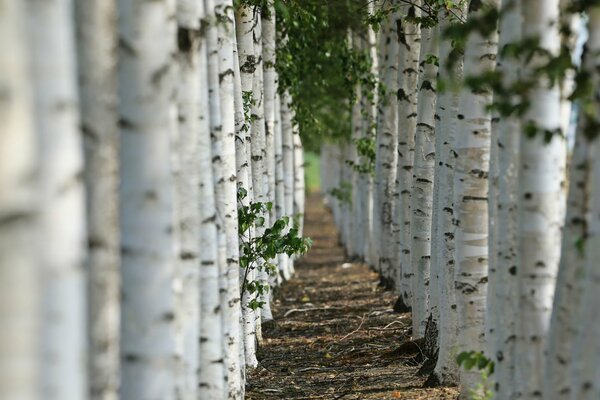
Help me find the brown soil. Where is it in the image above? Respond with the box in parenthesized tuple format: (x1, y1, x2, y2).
(245, 194, 459, 400)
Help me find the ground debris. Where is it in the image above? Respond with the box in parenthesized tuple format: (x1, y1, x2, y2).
(246, 194, 459, 400)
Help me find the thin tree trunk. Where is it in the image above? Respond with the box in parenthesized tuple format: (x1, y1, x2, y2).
(275, 93, 291, 280)
(27, 1, 88, 398)
(396, 1, 422, 308)
(454, 1, 499, 396)
(282, 91, 296, 275)
(410, 24, 439, 337)
(209, 0, 243, 396)
(197, 10, 226, 395)
(118, 1, 177, 398)
(515, 1, 566, 398)
(235, 3, 260, 370)
(490, 1, 520, 397)
(564, 8, 600, 400)
(293, 124, 306, 236)
(75, 0, 120, 398)
(174, 2, 202, 397)
(0, 3, 40, 398)
(430, 5, 466, 385)
(544, 129, 589, 400)
(375, 4, 399, 285)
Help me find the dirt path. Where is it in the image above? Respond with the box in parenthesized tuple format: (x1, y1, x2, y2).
(246, 194, 459, 399)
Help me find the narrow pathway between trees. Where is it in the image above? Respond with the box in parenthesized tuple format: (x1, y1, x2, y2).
(246, 194, 459, 399)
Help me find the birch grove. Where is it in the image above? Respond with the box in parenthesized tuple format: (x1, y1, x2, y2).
(5, 0, 600, 399)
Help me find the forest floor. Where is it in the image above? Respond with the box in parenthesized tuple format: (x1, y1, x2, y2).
(246, 193, 459, 400)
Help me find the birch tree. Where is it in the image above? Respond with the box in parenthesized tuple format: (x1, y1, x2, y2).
(74, 0, 120, 398)
(396, 1, 422, 309)
(374, 4, 399, 284)
(453, 0, 499, 396)
(250, 10, 274, 324)
(0, 3, 39, 398)
(263, 0, 278, 235)
(515, 0, 567, 397)
(209, 0, 243, 396)
(410, 22, 439, 337)
(545, 127, 589, 400)
(118, 0, 177, 398)
(563, 7, 600, 400)
(198, 8, 226, 395)
(430, 4, 466, 385)
(293, 123, 306, 237)
(235, 3, 259, 369)
(282, 92, 296, 275)
(489, 1, 521, 397)
(27, 1, 88, 398)
(174, 1, 203, 397)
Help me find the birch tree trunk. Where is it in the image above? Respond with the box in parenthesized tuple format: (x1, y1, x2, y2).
(263, 0, 277, 233)
(174, 2, 202, 397)
(275, 94, 291, 280)
(209, 0, 243, 396)
(374, 5, 399, 284)
(235, 3, 259, 370)
(544, 129, 589, 400)
(75, 0, 120, 398)
(515, 1, 566, 398)
(27, 1, 88, 398)
(197, 12, 226, 395)
(430, 5, 466, 385)
(453, 1, 498, 396)
(282, 91, 296, 275)
(0, 3, 40, 398)
(118, 0, 177, 398)
(564, 8, 600, 400)
(569, 146, 600, 400)
(293, 124, 306, 237)
(410, 24, 439, 337)
(365, 11, 379, 267)
(490, 1, 521, 397)
(396, 1, 422, 308)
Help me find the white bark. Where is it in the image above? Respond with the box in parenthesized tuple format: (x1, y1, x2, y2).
(118, 1, 177, 398)
(515, 1, 566, 398)
(275, 94, 291, 280)
(197, 16, 226, 396)
(454, 1, 498, 396)
(569, 145, 600, 400)
(565, 8, 600, 400)
(410, 24, 438, 337)
(396, 2, 422, 306)
(374, 5, 399, 283)
(282, 92, 296, 275)
(250, 12, 274, 324)
(490, 1, 521, 397)
(75, 0, 120, 398)
(350, 35, 365, 258)
(263, 0, 277, 231)
(27, 1, 88, 398)
(293, 124, 306, 237)
(365, 12, 379, 266)
(431, 5, 466, 385)
(174, 3, 202, 398)
(545, 130, 589, 400)
(234, 3, 259, 370)
(0, 3, 40, 398)
(208, 0, 243, 397)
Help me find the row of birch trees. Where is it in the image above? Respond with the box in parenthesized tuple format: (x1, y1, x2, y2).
(323, 0, 600, 399)
(0, 0, 308, 399)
